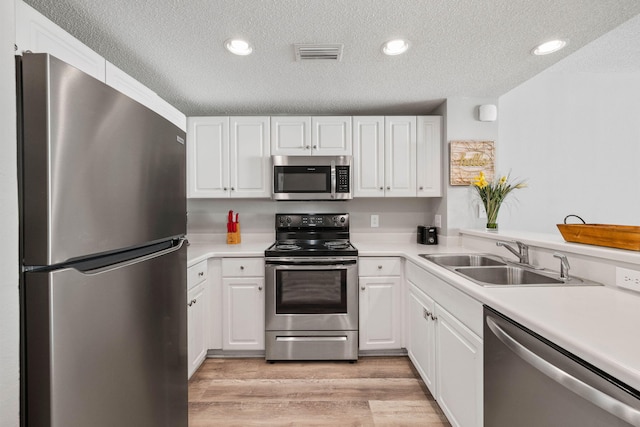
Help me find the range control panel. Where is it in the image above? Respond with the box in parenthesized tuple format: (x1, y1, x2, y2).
(276, 213, 349, 229)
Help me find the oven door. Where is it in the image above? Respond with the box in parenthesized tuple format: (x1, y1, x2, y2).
(265, 258, 358, 331)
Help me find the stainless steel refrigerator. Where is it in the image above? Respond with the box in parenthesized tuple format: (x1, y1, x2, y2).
(17, 53, 188, 427)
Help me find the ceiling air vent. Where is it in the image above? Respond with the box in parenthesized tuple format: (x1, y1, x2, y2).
(295, 44, 343, 61)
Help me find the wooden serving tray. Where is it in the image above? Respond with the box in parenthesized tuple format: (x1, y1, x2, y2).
(557, 224, 640, 251)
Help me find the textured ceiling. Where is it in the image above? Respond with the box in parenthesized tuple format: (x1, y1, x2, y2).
(24, 0, 640, 116)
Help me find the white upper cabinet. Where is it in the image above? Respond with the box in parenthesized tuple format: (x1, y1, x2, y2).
(104, 62, 186, 131)
(311, 116, 352, 155)
(271, 117, 311, 155)
(353, 117, 385, 197)
(187, 117, 230, 198)
(15, 1, 106, 81)
(354, 116, 441, 198)
(271, 116, 351, 156)
(229, 117, 271, 198)
(187, 117, 271, 198)
(417, 116, 442, 197)
(385, 116, 417, 197)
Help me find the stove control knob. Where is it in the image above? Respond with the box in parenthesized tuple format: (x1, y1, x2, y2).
(340, 216, 346, 223)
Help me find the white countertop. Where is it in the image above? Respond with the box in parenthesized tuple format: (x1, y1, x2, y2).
(187, 233, 640, 392)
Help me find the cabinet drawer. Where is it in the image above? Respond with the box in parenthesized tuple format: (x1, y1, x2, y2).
(359, 257, 402, 276)
(187, 260, 208, 289)
(222, 258, 264, 277)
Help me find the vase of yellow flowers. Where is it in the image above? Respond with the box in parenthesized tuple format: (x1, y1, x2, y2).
(472, 171, 527, 231)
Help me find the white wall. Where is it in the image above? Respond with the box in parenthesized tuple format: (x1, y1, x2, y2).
(1, 0, 20, 425)
(438, 97, 499, 235)
(498, 16, 640, 233)
(187, 198, 439, 237)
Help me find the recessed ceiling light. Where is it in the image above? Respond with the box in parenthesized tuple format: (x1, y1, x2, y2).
(531, 39, 567, 55)
(225, 39, 253, 56)
(382, 39, 409, 56)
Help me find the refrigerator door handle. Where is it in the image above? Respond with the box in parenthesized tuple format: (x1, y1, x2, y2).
(486, 316, 640, 426)
(81, 238, 187, 275)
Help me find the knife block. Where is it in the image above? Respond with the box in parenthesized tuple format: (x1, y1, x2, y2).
(226, 223, 241, 245)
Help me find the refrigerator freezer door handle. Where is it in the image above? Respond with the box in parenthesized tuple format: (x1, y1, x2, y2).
(81, 238, 187, 275)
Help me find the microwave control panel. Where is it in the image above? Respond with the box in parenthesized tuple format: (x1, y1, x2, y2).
(336, 166, 350, 193)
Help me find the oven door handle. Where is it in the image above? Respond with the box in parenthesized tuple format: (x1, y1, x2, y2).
(266, 259, 357, 267)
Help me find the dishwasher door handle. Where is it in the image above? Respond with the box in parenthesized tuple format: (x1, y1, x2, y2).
(486, 316, 640, 427)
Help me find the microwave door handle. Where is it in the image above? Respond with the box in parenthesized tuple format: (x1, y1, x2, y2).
(331, 160, 336, 199)
(486, 316, 640, 426)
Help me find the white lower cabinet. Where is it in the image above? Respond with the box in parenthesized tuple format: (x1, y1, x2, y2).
(435, 305, 483, 427)
(406, 261, 483, 427)
(187, 260, 208, 378)
(407, 283, 437, 393)
(221, 258, 265, 351)
(359, 257, 403, 350)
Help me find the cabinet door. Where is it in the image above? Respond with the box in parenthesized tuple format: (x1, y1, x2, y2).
(436, 305, 483, 427)
(407, 282, 437, 395)
(359, 276, 401, 350)
(312, 116, 352, 155)
(416, 116, 442, 197)
(222, 277, 265, 350)
(385, 116, 416, 197)
(187, 117, 230, 198)
(353, 117, 385, 197)
(187, 281, 206, 378)
(271, 117, 311, 155)
(229, 117, 271, 198)
(15, 1, 106, 81)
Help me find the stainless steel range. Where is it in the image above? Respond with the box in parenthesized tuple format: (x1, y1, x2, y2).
(265, 213, 358, 361)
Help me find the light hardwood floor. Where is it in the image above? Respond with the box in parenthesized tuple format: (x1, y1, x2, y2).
(188, 356, 451, 426)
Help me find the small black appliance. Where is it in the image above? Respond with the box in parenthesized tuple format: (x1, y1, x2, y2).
(417, 225, 438, 245)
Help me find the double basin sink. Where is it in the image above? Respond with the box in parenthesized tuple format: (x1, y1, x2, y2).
(419, 253, 602, 287)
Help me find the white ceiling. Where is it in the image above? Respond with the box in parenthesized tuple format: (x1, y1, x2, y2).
(24, 0, 640, 116)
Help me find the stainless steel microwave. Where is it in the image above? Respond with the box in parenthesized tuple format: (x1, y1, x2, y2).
(272, 155, 352, 201)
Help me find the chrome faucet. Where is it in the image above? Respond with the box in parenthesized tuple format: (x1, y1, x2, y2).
(553, 253, 571, 280)
(496, 240, 530, 264)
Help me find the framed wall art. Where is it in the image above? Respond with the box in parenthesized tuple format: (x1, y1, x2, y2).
(450, 140, 495, 185)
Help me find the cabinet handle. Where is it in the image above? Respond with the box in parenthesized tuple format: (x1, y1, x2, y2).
(361, 286, 366, 291)
(240, 265, 244, 270)
(198, 272, 204, 277)
(258, 286, 263, 291)
(223, 187, 228, 191)
(313, 145, 317, 149)
(231, 187, 235, 191)
(305, 145, 310, 150)
(430, 313, 437, 321)
(187, 299, 197, 307)
(379, 187, 384, 190)
(386, 186, 391, 190)
(419, 186, 424, 190)
(377, 265, 383, 270)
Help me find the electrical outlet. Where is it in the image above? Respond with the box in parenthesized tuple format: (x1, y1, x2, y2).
(370, 214, 379, 228)
(616, 267, 640, 292)
(434, 214, 442, 228)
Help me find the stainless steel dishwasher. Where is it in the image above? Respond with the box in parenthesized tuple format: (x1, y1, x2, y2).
(484, 306, 640, 427)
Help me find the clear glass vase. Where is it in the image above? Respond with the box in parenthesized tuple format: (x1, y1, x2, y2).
(486, 222, 498, 232)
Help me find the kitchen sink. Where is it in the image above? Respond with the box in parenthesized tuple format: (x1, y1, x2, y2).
(420, 253, 602, 287)
(419, 253, 506, 267)
(454, 266, 566, 286)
